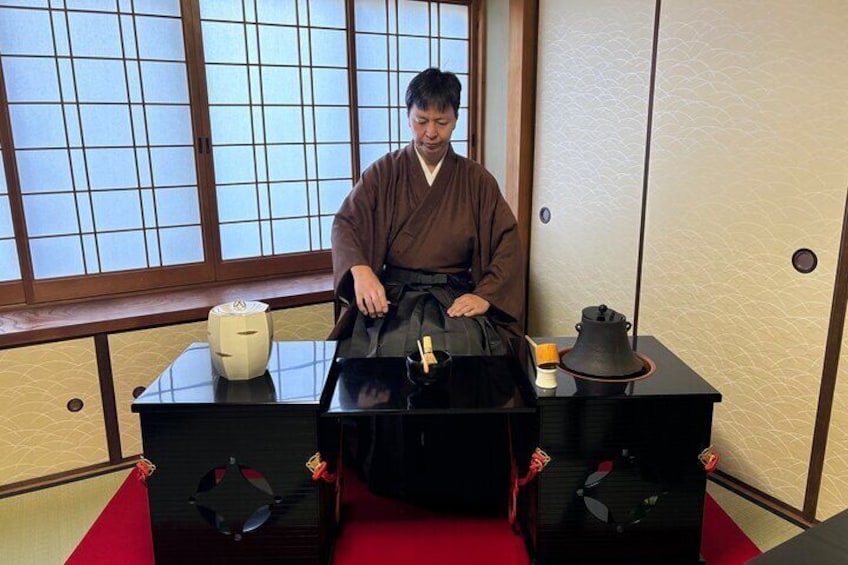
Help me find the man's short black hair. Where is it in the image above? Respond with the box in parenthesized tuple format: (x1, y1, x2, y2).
(405, 67, 461, 117)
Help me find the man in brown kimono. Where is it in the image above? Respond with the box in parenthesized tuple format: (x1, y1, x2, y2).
(331, 67, 525, 357)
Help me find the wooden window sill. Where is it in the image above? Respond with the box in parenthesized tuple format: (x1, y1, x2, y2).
(0, 272, 334, 349)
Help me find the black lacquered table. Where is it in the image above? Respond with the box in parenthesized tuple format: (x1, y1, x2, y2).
(527, 336, 722, 564)
(132, 341, 336, 564)
(319, 353, 539, 515)
(133, 336, 721, 564)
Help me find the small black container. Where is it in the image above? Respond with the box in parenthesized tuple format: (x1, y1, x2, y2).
(406, 350, 452, 386)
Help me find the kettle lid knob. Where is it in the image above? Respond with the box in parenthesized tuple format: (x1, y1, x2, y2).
(597, 304, 608, 320)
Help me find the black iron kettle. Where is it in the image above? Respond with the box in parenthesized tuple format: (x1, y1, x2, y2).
(561, 305, 644, 378)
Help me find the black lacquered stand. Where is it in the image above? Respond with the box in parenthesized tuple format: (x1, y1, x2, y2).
(132, 341, 336, 564)
(525, 336, 721, 564)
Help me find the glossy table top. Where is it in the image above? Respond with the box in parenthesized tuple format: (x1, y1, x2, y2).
(526, 336, 722, 402)
(132, 341, 337, 412)
(323, 354, 537, 416)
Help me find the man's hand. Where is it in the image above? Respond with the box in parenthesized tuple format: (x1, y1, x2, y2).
(351, 265, 389, 318)
(447, 293, 490, 318)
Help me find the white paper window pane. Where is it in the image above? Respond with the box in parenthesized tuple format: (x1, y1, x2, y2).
(68, 12, 122, 58)
(132, 0, 181, 17)
(310, 68, 349, 105)
(144, 229, 160, 265)
(399, 35, 429, 72)
(255, 0, 295, 25)
(357, 71, 388, 106)
(91, 191, 143, 231)
(440, 3, 468, 39)
(75, 191, 94, 232)
(0, 7, 53, 55)
(125, 63, 143, 102)
(393, 108, 406, 141)
(8, 105, 66, 149)
(80, 105, 133, 147)
(74, 59, 129, 103)
(257, 25, 299, 65)
(87, 148, 138, 189)
(308, 0, 344, 28)
(159, 225, 203, 265)
(70, 149, 87, 189)
(202, 21, 247, 64)
(264, 107, 304, 143)
(206, 65, 250, 104)
(217, 184, 259, 222)
(24, 193, 79, 236)
(358, 108, 389, 142)
(439, 39, 468, 73)
(140, 189, 155, 227)
(150, 146, 196, 186)
(267, 145, 305, 181)
(255, 183, 270, 219)
(457, 73, 469, 107)
(270, 182, 307, 218)
(316, 144, 351, 180)
(30, 236, 85, 278)
(98, 230, 147, 272)
(141, 61, 189, 103)
(199, 0, 245, 21)
(453, 115, 468, 141)
(398, 0, 428, 36)
(356, 34, 387, 70)
(272, 218, 309, 253)
(319, 215, 333, 250)
(220, 222, 260, 259)
(16, 149, 73, 193)
(359, 143, 389, 172)
(155, 187, 200, 226)
(63, 104, 82, 147)
(119, 14, 137, 58)
(66, 0, 114, 10)
(452, 141, 467, 157)
(146, 105, 193, 146)
(2, 57, 60, 102)
(0, 196, 10, 237)
(210, 105, 254, 145)
(254, 146, 268, 181)
(81, 233, 99, 272)
(318, 179, 350, 215)
(314, 107, 350, 143)
(354, 0, 386, 33)
(213, 146, 257, 184)
(136, 15, 185, 61)
(135, 149, 152, 187)
(0, 1, 47, 8)
(260, 67, 301, 105)
(0, 239, 21, 281)
(309, 29, 346, 67)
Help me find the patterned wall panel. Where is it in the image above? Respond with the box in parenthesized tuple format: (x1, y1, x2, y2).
(640, 1, 848, 510)
(0, 339, 107, 484)
(529, 0, 656, 335)
(819, 313, 848, 520)
(110, 303, 334, 457)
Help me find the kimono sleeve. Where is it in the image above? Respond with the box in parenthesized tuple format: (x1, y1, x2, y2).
(331, 166, 381, 304)
(472, 174, 526, 329)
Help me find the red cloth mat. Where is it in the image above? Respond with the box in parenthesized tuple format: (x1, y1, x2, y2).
(66, 469, 761, 565)
(65, 470, 153, 565)
(700, 493, 762, 565)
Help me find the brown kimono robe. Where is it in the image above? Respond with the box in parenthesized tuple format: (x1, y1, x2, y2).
(330, 143, 525, 354)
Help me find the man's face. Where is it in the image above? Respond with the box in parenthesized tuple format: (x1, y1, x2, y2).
(408, 104, 457, 166)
